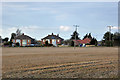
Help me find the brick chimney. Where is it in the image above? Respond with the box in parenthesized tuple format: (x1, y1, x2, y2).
(57, 34, 59, 37)
(52, 33, 54, 35)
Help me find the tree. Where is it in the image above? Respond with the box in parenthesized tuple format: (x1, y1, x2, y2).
(2, 37, 9, 42)
(103, 31, 113, 41)
(10, 33, 16, 41)
(63, 39, 71, 45)
(83, 33, 88, 40)
(45, 41, 49, 46)
(83, 33, 92, 40)
(88, 33, 92, 40)
(70, 41, 74, 46)
(102, 31, 114, 46)
(70, 31, 80, 40)
(90, 37, 98, 46)
(113, 32, 120, 46)
(16, 29, 21, 36)
(113, 32, 120, 39)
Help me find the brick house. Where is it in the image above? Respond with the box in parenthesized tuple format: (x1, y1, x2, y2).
(41, 33, 64, 46)
(12, 33, 35, 46)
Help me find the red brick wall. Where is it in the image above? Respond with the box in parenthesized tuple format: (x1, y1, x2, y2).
(56, 39, 62, 44)
(27, 40, 31, 45)
(42, 39, 62, 45)
(21, 40, 22, 46)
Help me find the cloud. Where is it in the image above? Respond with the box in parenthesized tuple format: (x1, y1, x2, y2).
(3, 3, 28, 8)
(20, 25, 39, 30)
(0, 29, 2, 36)
(59, 26, 71, 31)
(111, 26, 120, 30)
(55, 14, 69, 21)
(1, 25, 40, 38)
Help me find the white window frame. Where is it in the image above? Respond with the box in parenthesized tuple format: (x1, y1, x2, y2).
(58, 39, 60, 42)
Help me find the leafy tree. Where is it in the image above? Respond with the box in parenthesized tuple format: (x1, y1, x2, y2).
(105, 41, 113, 47)
(102, 32, 114, 46)
(103, 31, 113, 41)
(113, 32, 120, 39)
(8, 41, 13, 47)
(10, 33, 16, 41)
(63, 39, 71, 45)
(70, 41, 74, 46)
(70, 31, 80, 40)
(2, 37, 9, 42)
(45, 41, 49, 46)
(113, 32, 120, 46)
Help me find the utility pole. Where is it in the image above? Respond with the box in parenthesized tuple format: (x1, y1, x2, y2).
(73, 25, 79, 49)
(107, 26, 113, 46)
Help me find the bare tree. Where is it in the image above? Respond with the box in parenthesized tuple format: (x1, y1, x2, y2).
(16, 29, 21, 36)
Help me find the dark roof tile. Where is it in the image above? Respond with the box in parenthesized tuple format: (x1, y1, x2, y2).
(14, 35, 34, 40)
(42, 34, 64, 40)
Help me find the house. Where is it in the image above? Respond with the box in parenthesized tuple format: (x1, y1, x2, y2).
(12, 33, 35, 46)
(41, 33, 64, 46)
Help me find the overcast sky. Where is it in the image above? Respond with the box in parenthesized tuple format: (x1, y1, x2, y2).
(2, 2, 118, 41)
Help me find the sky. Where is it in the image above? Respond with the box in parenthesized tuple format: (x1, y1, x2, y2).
(1, 2, 118, 41)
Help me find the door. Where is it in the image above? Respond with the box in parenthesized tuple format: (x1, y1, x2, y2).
(52, 39, 57, 46)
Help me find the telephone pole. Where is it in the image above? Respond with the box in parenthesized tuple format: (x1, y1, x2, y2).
(73, 25, 79, 49)
(107, 26, 113, 46)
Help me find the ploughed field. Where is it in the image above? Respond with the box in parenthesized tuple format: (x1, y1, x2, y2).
(2, 47, 118, 78)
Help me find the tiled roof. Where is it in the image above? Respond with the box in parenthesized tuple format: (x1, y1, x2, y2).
(73, 38, 91, 44)
(14, 34, 34, 40)
(42, 33, 64, 40)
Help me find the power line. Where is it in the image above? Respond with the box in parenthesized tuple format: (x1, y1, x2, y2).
(107, 25, 113, 46)
(73, 24, 79, 49)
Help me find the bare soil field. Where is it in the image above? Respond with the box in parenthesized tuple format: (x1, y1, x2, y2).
(2, 47, 118, 78)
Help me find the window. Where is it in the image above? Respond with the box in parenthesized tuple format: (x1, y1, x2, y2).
(13, 40, 15, 43)
(46, 39, 50, 43)
(22, 40, 27, 46)
(52, 39, 55, 42)
(43, 40, 45, 42)
(58, 39, 60, 42)
(28, 40, 30, 43)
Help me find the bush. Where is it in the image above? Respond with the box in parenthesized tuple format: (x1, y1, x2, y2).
(16, 42, 20, 47)
(45, 41, 49, 46)
(70, 41, 74, 46)
(105, 41, 113, 47)
(48, 44, 53, 47)
(4, 42, 9, 46)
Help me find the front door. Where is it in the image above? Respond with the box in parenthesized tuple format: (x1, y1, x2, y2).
(52, 39, 57, 46)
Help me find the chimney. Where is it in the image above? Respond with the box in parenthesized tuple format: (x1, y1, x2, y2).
(57, 34, 59, 37)
(52, 33, 54, 35)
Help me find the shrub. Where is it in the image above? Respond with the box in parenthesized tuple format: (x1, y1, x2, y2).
(105, 41, 113, 47)
(70, 41, 74, 46)
(16, 42, 20, 47)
